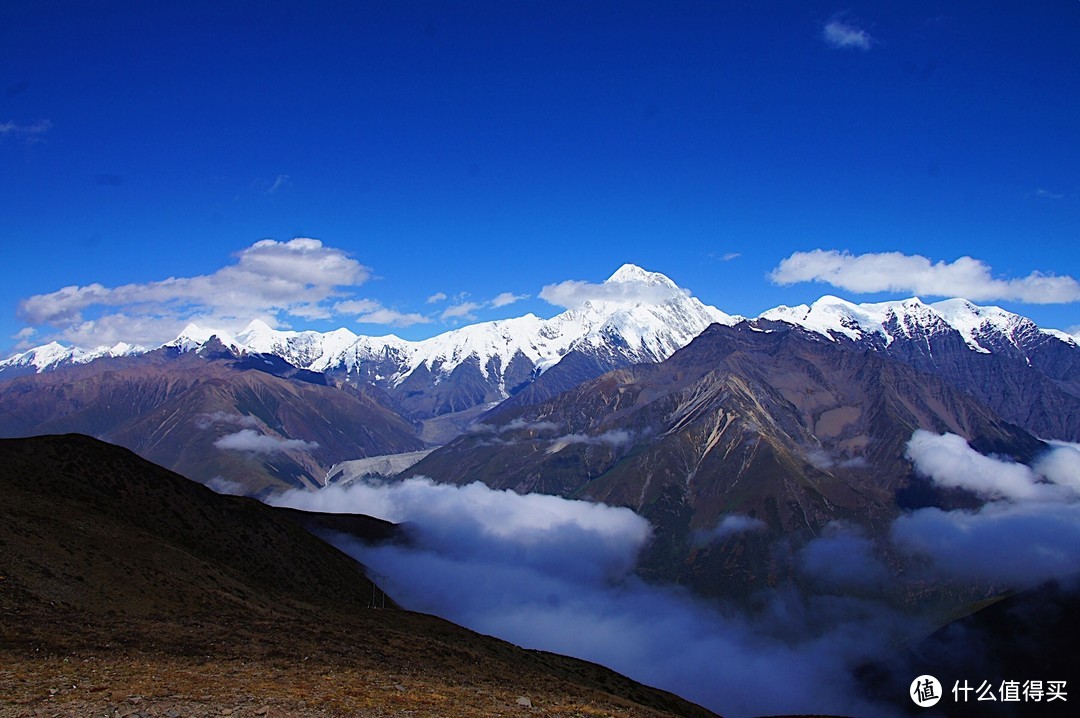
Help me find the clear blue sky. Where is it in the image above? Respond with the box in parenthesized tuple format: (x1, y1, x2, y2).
(3, 0, 1079, 355)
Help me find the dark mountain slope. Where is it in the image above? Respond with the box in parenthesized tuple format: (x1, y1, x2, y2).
(408, 323, 1042, 594)
(0, 344, 424, 494)
(0, 434, 716, 718)
(859, 578, 1080, 717)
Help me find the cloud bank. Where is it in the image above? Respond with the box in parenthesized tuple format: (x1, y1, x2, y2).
(266, 433, 1080, 715)
(893, 431, 1080, 587)
(771, 249, 1080, 303)
(15, 238, 433, 347)
(271, 478, 904, 717)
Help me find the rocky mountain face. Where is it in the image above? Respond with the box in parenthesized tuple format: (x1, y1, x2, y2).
(406, 322, 1044, 596)
(0, 341, 424, 494)
(0, 434, 717, 718)
(759, 296, 1080, 441)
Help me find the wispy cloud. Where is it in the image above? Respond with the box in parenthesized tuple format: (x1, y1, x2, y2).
(436, 290, 529, 320)
(265, 173, 290, 194)
(1032, 188, 1065, 200)
(0, 119, 52, 138)
(334, 298, 430, 326)
(194, 411, 261, 430)
(214, 428, 319, 454)
(441, 300, 483, 322)
(490, 291, 528, 308)
(822, 17, 876, 50)
(354, 307, 430, 327)
(693, 513, 767, 545)
(545, 429, 634, 454)
(771, 249, 1080, 303)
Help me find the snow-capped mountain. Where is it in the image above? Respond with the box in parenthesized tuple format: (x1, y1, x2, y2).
(5, 265, 1078, 433)
(757, 295, 1080, 440)
(757, 295, 1078, 357)
(1, 265, 734, 419)
(0, 340, 145, 377)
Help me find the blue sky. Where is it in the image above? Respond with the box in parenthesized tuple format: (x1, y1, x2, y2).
(2, 0, 1079, 355)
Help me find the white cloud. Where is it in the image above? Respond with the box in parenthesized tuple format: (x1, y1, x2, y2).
(892, 431, 1080, 587)
(905, 430, 1065, 502)
(441, 301, 483, 322)
(335, 298, 431, 327)
(213, 429, 319, 454)
(539, 279, 685, 310)
(333, 298, 382, 315)
(490, 291, 528, 308)
(354, 307, 431, 327)
(694, 514, 767, 545)
(1035, 441, 1080, 494)
(425, 292, 447, 304)
(18, 238, 379, 347)
(822, 18, 876, 50)
(771, 249, 1080, 304)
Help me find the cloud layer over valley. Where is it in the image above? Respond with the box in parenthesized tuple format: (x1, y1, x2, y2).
(273, 479, 907, 717)
(269, 431, 1080, 716)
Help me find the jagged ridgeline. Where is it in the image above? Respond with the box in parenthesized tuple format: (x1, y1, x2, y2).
(1, 265, 1077, 503)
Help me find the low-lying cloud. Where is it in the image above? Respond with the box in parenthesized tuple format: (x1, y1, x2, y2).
(266, 432, 1080, 716)
(771, 249, 1080, 304)
(194, 411, 261, 430)
(214, 429, 319, 454)
(693, 513, 766, 545)
(272, 477, 905, 717)
(546, 429, 634, 454)
(893, 431, 1080, 587)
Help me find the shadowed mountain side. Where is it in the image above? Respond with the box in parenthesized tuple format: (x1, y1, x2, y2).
(857, 578, 1080, 717)
(0, 434, 717, 718)
(270, 505, 407, 545)
(0, 343, 424, 494)
(407, 323, 1042, 595)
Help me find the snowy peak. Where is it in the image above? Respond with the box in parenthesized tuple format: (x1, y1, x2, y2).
(605, 263, 679, 289)
(0, 339, 146, 373)
(165, 323, 240, 353)
(758, 295, 1071, 356)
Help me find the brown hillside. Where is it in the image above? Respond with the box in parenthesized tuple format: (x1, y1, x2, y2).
(0, 434, 717, 718)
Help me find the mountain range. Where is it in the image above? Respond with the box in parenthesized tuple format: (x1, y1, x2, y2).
(4, 264, 1078, 712)
(2, 264, 1077, 496)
